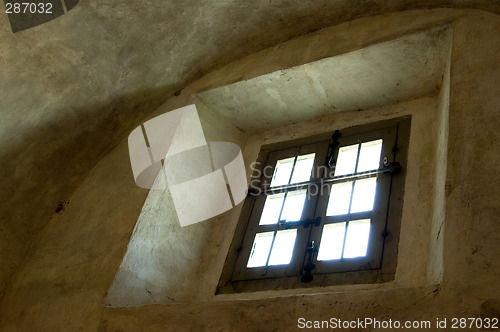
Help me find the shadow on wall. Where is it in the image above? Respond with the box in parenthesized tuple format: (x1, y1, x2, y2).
(3, 0, 79, 33)
(0, 84, 172, 302)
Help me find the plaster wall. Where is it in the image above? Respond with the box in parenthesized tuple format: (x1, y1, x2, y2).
(11, 0, 491, 301)
(106, 94, 443, 307)
(0, 9, 499, 331)
(104, 101, 246, 306)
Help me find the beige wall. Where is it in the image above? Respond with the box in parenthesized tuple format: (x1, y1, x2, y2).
(0, 9, 498, 331)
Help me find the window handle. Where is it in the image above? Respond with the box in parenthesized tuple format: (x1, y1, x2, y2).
(325, 130, 342, 168)
(301, 241, 319, 282)
(278, 217, 321, 229)
(383, 160, 401, 174)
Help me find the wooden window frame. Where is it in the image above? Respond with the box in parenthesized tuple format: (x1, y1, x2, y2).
(217, 117, 411, 294)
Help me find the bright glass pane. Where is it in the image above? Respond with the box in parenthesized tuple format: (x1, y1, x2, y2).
(259, 193, 284, 225)
(317, 222, 346, 260)
(350, 177, 377, 213)
(326, 181, 353, 216)
(270, 157, 294, 187)
(268, 229, 297, 265)
(357, 139, 383, 172)
(247, 232, 274, 267)
(334, 144, 359, 176)
(290, 153, 315, 184)
(343, 219, 371, 258)
(281, 190, 307, 222)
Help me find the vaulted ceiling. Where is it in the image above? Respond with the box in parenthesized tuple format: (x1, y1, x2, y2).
(1, 0, 499, 298)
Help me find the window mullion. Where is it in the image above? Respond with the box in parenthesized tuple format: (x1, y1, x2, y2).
(263, 231, 277, 271)
(339, 143, 361, 260)
(276, 147, 300, 223)
(299, 143, 329, 274)
(286, 147, 300, 184)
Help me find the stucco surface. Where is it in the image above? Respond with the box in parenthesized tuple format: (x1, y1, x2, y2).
(103, 18, 453, 307)
(197, 28, 450, 132)
(105, 11, 499, 329)
(1, 3, 500, 302)
(0, 3, 499, 332)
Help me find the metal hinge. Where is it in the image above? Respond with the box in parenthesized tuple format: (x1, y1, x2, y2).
(301, 241, 319, 282)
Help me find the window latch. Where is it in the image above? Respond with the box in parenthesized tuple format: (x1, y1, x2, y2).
(301, 241, 319, 282)
(383, 156, 401, 174)
(325, 130, 341, 168)
(278, 217, 321, 229)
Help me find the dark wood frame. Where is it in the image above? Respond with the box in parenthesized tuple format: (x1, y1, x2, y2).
(217, 117, 411, 294)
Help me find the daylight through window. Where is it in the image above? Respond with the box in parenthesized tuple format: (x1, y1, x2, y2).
(218, 118, 410, 292)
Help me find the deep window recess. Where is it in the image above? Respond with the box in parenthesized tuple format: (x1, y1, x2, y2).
(218, 118, 410, 293)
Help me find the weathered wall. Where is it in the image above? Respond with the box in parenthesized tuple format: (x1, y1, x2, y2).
(105, 94, 445, 306)
(104, 18, 453, 307)
(104, 101, 246, 306)
(443, 13, 500, 304)
(0, 9, 499, 331)
(9, 0, 499, 303)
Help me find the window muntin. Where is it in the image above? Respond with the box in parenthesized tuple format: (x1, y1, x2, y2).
(246, 231, 274, 268)
(280, 189, 307, 223)
(318, 138, 381, 264)
(246, 228, 298, 267)
(246, 152, 316, 270)
(311, 127, 397, 275)
(270, 153, 316, 187)
(231, 143, 325, 281)
(220, 119, 410, 291)
(289, 153, 316, 184)
(267, 229, 297, 266)
(251, 139, 381, 269)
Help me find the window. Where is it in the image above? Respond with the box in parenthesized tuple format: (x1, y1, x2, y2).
(218, 118, 410, 293)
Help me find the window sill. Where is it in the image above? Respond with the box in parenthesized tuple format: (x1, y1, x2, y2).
(217, 270, 395, 295)
(214, 279, 441, 303)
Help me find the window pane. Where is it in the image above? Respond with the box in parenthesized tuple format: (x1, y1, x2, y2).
(268, 229, 297, 265)
(357, 139, 383, 172)
(290, 153, 315, 184)
(317, 222, 346, 260)
(350, 177, 377, 213)
(270, 157, 294, 187)
(334, 144, 359, 176)
(247, 232, 274, 268)
(326, 181, 353, 216)
(259, 193, 284, 225)
(281, 190, 307, 222)
(343, 219, 371, 258)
